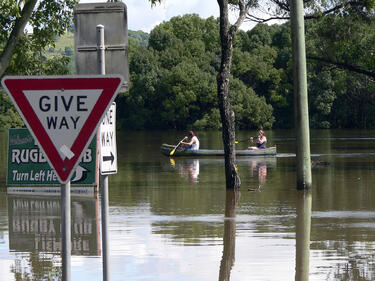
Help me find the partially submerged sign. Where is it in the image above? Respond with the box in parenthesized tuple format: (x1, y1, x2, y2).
(7, 128, 98, 186)
(1, 75, 123, 183)
(99, 102, 117, 175)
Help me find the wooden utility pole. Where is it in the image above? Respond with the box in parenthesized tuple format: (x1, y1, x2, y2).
(295, 190, 312, 281)
(290, 0, 312, 189)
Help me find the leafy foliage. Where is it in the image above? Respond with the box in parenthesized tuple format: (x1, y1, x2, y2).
(0, 0, 77, 128)
(5, 35, 71, 76)
(2, 2, 375, 130)
(0, 0, 77, 72)
(121, 14, 274, 130)
(121, 11, 375, 130)
(128, 30, 149, 47)
(306, 13, 375, 128)
(0, 90, 24, 128)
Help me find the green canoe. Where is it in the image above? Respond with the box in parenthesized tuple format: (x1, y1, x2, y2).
(161, 144, 277, 157)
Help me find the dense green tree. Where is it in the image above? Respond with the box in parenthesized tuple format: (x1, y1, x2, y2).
(122, 13, 275, 133)
(231, 23, 294, 128)
(308, 69, 337, 128)
(238, 0, 375, 129)
(0, 89, 23, 128)
(245, 0, 375, 24)
(128, 30, 149, 47)
(5, 36, 71, 76)
(306, 13, 375, 128)
(0, 0, 78, 77)
(118, 37, 160, 129)
(2, 0, 374, 131)
(330, 73, 375, 128)
(0, 0, 78, 128)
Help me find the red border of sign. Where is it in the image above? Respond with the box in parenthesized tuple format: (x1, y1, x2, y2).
(2, 75, 123, 184)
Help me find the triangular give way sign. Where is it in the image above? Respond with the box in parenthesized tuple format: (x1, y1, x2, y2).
(1, 75, 123, 184)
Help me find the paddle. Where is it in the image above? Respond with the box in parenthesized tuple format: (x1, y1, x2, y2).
(170, 137, 186, 156)
(235, 139, 248, 144)
(235, 137, 255, 144)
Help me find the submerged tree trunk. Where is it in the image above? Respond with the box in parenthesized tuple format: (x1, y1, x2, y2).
(219, 189, 240, 281)
(217, 0, 250, 189)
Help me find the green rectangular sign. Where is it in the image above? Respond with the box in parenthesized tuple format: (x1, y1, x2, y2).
(7, 128, 98, 186)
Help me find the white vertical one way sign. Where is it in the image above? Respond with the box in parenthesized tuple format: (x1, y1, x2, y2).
(100, 102, 117, 175)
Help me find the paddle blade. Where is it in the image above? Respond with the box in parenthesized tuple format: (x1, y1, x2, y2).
(170, 149, 176, 156)
(235, 141, 239, 144)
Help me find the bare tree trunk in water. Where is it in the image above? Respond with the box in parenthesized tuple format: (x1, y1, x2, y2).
(217, 0, 250, 189)
(219, 189, 240, 281)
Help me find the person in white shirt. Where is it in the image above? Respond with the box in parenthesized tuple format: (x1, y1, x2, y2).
(181, 130, 200, 150)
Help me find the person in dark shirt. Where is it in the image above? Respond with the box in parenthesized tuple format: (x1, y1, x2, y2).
(248, 130, 267, 150)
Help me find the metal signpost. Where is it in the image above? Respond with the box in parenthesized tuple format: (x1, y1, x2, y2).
(74, 3, 128, 280)
(1, 75, 123, 281)
(98, 24, 110, 281)
(98, 25, 118, 281)
(98, 101, 117, 281)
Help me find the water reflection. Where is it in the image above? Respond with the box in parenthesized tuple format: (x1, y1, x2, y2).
(219, 189, 240, 281)
(3, 130, 375, 280)
(249, 159, 269, 188)
(170, 158, 200, 183)
(7, 195, 100, 280)
(168, 157, 277, 186)
(295, 190, 312, 281)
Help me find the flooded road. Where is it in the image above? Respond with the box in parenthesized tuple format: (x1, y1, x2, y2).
(1, 129, 375, 280)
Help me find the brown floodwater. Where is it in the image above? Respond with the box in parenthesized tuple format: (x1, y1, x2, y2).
(1, 129, 375, 280)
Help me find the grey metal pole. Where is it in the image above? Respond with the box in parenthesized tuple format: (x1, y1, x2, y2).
(100, 174, 110, 281)
(97, 24, 105, 76)
(97, 24, 110, 281)
(290, 0, 312, 189)
(61, 181, 71, 281)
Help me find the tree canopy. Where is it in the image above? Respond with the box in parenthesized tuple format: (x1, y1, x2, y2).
(0, 0, 78, 129)
(1, 1, 375, 130)
(0, 0, 78, 77)
(121, 14, 274, 130)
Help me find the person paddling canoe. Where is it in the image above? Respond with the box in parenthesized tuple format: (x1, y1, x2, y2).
(181, 130, 200, 150)
(248, 130, 267, 150)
